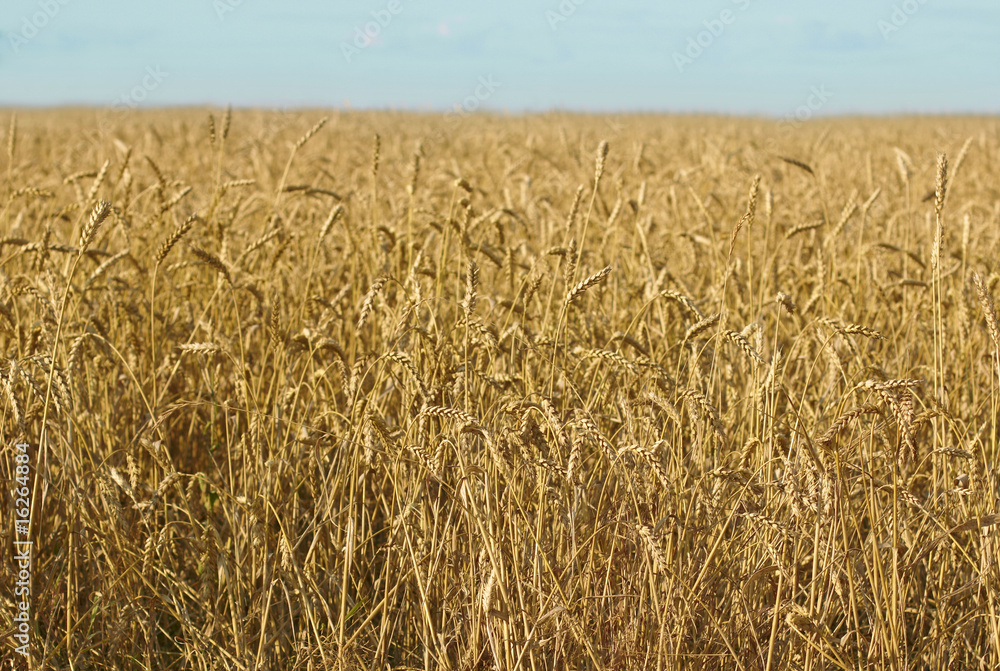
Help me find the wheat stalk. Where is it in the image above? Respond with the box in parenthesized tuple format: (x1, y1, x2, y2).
(565, 265, 612, 305)
(80, 200, 112, 253)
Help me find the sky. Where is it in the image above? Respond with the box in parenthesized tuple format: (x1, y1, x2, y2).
(0, 0, 998, 116)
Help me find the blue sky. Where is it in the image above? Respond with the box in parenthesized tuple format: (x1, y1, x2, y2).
(1, 0, 998, 115)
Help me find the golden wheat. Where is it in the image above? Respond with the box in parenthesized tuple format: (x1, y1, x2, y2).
(0, 109, 996, 670)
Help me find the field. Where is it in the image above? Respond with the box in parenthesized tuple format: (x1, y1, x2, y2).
(1, 109, 1000, 669)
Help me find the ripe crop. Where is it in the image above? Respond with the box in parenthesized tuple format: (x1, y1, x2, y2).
(0, 109, 998, 669)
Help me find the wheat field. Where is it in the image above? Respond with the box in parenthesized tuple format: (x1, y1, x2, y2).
(1, 109, 1000, 669)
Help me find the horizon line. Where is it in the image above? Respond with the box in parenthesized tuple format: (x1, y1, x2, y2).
(2, 104, 999, 120)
